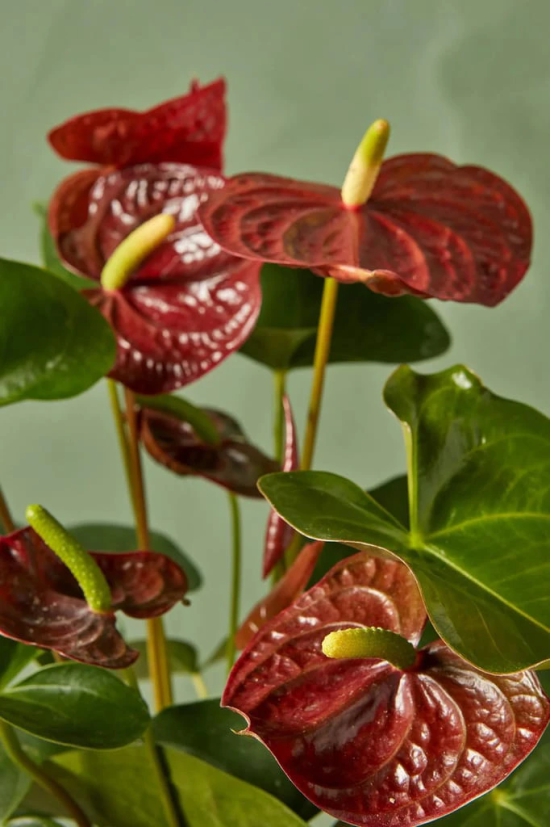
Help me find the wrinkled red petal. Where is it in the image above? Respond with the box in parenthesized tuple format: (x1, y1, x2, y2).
(0, 528, 188, 669)
(236, 541, 324, 650)
(48, 78, 226, 171)
(90, 550, 187, 619)
(197, 156, 532, 306)
(48, 163, 262, 394)
(0, 529, 135, 668)
(140, 406, 279, 497)
(263, 394, 298, 577)
(223, 553, 548, 826)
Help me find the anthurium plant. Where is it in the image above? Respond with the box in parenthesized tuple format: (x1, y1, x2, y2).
(0, 77, 548, 827)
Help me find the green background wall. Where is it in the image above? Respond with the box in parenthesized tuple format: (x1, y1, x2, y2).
(1, 1, 548, 703)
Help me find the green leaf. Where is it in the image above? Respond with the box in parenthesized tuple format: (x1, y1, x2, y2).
(153, 699, 318, 820)
(68, 523, 202, 591)
(0, 663, 149, 748)
(0, 639, 42, 690)
(239, 263, 450, 369)
(308, 475, 410, 586)
(0, 258, 115, 405)
(129, 639, 199, 679)
(436, 731, 550, 827)
(0, 741, 30, 822)
(50, 743, 309, 827)
(135, 393, 220, 445)
(259, 365, 550, 673)
(35, 202, 95, 291)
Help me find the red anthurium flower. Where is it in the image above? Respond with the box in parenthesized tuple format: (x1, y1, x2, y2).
(263, 394, 298, 577)
(48, 77, 227, 171)
(197, 156, 532, 306)
(236, 541, 324, 650)
(139, 405, 279, 497)
(47, 81, 262, 394)
(223, 553, 549, 827)
(0, 527, 188, 670)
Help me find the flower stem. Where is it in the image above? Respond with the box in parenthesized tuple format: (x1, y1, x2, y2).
(191, 672, 209, 699)
(300, 277, 339, 471)
(123, 388, 173, 711)
(106, 379, 138, 515)
(226, 492, 242, 673)
(0, 487, 15, 532)
(272, 369, 287, 463)
(124, 669, 184, 827)
(106, 382, 172, 711)
(0, 719, 91, 827)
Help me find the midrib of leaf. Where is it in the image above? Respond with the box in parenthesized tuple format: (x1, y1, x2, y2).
(416, 538, 550, 634)
(497, 799, 543, 827)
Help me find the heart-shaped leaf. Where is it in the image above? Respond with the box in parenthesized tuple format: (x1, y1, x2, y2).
(0, 259, 115, 406)
(259, 366, 549, 673)
(198, 157, 532, 306)
(0, 663, 149, 748)
(49, 78, 226, 170)
(241, 264, 450, 370)
(68, 522, 202, 592)
(48, 164, 262, 394)
(153, 699, 318, 819)
(139, 404, 278, 497)
(223, 553, 549, 827)
(50, 743, 309, 827)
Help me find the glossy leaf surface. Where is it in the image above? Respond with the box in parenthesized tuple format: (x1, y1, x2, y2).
(198, 157, 532, 306)
(241, 264, 450, 370)
(259, 366, 550, 673)
(0, 527, 187, 668)
(0, 663, 149, 748)
(153, 699, 318, 819)
(0, 639, 41, 690)
(48, 164, 262, 394)
(308, 475, 409, 587)
(49, 78, 226, 170)
(140, 404, 278, 497)
(51, 743, 308, 827)
(224, 553, 549, 827)
(263, 394, 298, 575)
(69, 522, 202, 591)
(0, 259, 115, 406)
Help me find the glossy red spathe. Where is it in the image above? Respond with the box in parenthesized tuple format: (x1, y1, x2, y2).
(197, 156, 532, 306)
(223, 553, 549, 826)
(263, 394, 298, 577)
(0, 527, 188, 670)
(47, 80, 262, 394)
(139, 404, 279, 497)
(48, 78, 227, 171)
(48, 163, 262, 394)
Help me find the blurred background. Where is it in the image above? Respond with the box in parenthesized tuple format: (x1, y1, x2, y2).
(0, 0, 548, 708)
